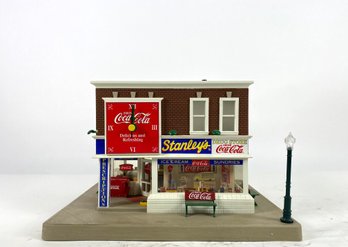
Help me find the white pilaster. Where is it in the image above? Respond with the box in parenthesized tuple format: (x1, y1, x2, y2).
(137, 158, 142, 184)
(111, 158, 114, 177)
(243, 159, 249, 194)
(151, 158, 158, 194)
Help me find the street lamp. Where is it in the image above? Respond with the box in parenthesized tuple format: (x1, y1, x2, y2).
(280, 132, 296, 224)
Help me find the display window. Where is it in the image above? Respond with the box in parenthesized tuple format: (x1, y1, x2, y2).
(158, 160, 243, 193)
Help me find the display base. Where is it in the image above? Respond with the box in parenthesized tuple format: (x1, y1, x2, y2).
(42, 184, 302, 241)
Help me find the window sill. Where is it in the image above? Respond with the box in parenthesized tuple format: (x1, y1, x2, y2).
(189, 131, 209, 135)
(219, 131, 239, 135)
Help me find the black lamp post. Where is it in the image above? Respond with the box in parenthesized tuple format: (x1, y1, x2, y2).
(280, 132, 296, 224)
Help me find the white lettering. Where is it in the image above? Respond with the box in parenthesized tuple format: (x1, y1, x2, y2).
(114, 112, 151, 124)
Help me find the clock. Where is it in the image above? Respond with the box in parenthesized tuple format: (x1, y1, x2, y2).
(104, 98, 162, 154)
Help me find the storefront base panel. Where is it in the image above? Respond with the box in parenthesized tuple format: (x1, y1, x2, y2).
(42, 184, 302, 241)
(147, 193, 255, 214)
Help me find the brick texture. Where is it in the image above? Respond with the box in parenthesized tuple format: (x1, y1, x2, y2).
(96, 89, 249, 136)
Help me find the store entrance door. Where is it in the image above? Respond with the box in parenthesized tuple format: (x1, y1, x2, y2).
(139, 159, 152, 196)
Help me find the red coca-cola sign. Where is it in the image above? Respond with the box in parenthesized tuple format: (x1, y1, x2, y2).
(119, 164, 133, 171)
(191, 160, 209, 166)
(105, 101, 160, 154)
(215, 144, 244, 154)
(114, 112, 151, 124)
(183, 165, 211, 173)
(185, 191, 215, 201)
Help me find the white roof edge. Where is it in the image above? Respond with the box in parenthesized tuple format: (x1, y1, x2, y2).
(90, 81, 253, 89)
(93, 155, 252, 159)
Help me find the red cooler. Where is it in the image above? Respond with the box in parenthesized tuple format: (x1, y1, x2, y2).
(110, 176, 129, 197)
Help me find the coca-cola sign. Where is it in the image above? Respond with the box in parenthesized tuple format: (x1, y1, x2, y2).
(119, 164, 133, 171)
(192, 160, 209, 166)
(105, 101, 161, 154)
(185, 191, 215, 201)
(183, 165, 211, 173)
(114, 112, 151, 124)
(216, 144, 244, 154)
(212, 139, 248, 155)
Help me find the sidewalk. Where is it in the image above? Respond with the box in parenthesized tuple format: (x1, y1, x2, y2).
(42, 184, 302, 241)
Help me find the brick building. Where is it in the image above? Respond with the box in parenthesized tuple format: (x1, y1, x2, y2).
(91, 81, 255, 214)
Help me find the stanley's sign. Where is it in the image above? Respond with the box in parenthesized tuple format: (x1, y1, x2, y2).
(161, 138, 212, 154)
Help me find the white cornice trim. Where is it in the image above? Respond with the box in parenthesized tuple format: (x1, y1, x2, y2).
(92, 135, 105, 139)
(161, 135, 252, 140)
(93, 154, 252, 159)
(102, 97, 163, 102)
(91, 81, 253, 89)
(92, 135, 252, 139)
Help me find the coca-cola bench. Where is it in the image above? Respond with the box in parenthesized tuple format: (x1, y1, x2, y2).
(185, 191, 217, 217)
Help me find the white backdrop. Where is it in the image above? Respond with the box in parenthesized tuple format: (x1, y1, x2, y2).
(1, 1, 348, 246)
(0, 0, 347, 176)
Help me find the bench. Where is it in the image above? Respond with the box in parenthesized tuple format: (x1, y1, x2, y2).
(249, 188, 260, 206)
(185, 191, 217, 217)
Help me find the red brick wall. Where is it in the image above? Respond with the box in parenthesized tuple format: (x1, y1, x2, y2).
(96, 88, 249, 136)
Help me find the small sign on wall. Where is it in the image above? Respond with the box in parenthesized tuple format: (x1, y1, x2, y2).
(212, 139, 248, 155)
(161, 139, 212, 154)
(105, 100, 161, 154)
(119, 164, 133, 171)
(98, 159, 109, 208)
(185, 191, 215, 201)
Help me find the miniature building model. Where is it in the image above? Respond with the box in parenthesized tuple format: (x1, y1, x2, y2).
(91, 81, 254, 214)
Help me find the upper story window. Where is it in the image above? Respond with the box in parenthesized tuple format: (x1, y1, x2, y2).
(219, 98, 239, 135)
(190, 98, 209, 134)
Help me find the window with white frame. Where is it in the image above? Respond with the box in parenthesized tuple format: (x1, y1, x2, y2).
(190, 98, 209, 134)
(219, 98, 239, 134)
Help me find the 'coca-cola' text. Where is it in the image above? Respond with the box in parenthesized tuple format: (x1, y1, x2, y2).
(114, 112, 151, 124)
(215, 144, 244, 154)
(185, 191, 215, 201)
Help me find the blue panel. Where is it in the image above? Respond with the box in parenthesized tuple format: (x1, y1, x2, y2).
(210, 160, 243, 165)
(158, 159, 192, 165)
(158, 159, 243, 165)
(99, 159, 109, 207)
(96, 139, 105, 154)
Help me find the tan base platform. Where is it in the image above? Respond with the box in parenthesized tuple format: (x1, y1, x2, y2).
(42, 184, 302, 241)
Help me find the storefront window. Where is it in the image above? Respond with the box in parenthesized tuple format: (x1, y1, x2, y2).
(233, 165, 243, 193)
(159, 160, 243, 193)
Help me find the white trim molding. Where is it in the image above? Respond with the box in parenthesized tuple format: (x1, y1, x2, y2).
(91, 81, 253, 89)
(102, 97, 163, 103)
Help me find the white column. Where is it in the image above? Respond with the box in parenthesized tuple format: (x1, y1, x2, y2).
(111, 158, 114, 177)
(137, 158, 142, 184)
(243, 159, 249, 194)
(151, 158, 158, 194)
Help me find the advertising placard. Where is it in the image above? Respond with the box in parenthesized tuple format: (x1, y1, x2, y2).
(185, 191, 215, 201)
(105, 101, 160, 154)
(210, 160, 243, 165)
(212, 139, 248, 155)
(98, 159, 109, 208)
(158, 159, 243, 166)
(119, 164, 133, 171)
(161, 138, 212, 154)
